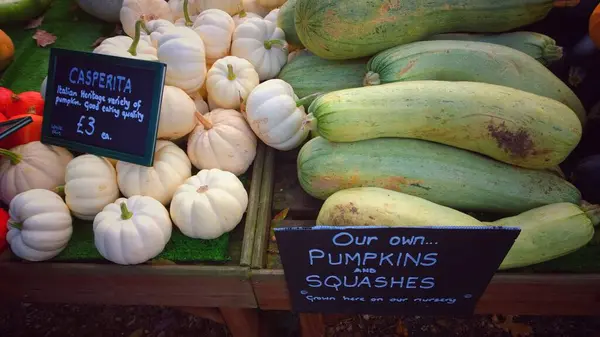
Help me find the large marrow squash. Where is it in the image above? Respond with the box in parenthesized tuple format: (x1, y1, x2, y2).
(294, 0, 555, 60)
(307, 81, 582, 169)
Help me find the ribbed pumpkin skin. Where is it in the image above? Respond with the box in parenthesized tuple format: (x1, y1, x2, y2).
(308, 81, 582, 169)
(294, 0, 554, 60)
(365, 40, 586, 124)
(277, 0, 303, 48)
(298, 137, 581, 213)
(427, 31, 563, 66)
(490, 203, 596, 270)
(278, 54, 367, 106)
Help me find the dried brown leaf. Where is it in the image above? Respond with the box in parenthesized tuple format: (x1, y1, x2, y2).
(32, 30, 57, 47)
(269, 208, 289, 242)
(149, 258, 176, 265)
(128, 328, 144, 337)
(24, 16, 44, 30)
(492, 315, 533, 337)
(395, 319, 409, 337)
(91, 36, 107, 48)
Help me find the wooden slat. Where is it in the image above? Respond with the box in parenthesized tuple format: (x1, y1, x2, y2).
(250, 270, 600, 315)
(240, 142, 266, 267)
(252, 147, 275, 269)
(0, 263, 256, 308)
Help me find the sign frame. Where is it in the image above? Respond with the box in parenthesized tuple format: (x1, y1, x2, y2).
(41, 48, 166, 166)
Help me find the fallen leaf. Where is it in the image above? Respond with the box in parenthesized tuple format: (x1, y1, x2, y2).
(269, 208, 289, 242)
(128, 328, 144, 337)
(395, 319, 409, 337)
(32, 30, 57, 47)
(148, 258, 176, 265)
(492, 315, 533, 337)
(91, 36, 107, 48)
(24, 16, 44, 30)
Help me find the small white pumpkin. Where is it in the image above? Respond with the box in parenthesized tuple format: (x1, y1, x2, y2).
(65, 155, 120, 220)
(158, 85, 197, 140)
(187, 109, 257, 175)
(93, 20, 157, 61)
(146, 20, 207, 94)
(264, 8, 279, 22)
(168, 0, 201, 21)
(93, 196, 172, 265)
(241, 0, 270, 16)
(196, 0, 242, 15)
(7, 189, 73, 262)
(245, 79, 310, 150)
(120, 0, 173, 38)
(257, 0, 286, 9)
(231, 18, 288, 81)
(232, 9, 262, 26)
(206, 56, 259, 110)
(175, 9, 235, 65)
(116, 140, 192, 205)
(0, 142, 73, 205)
(170, 169, 248, 239)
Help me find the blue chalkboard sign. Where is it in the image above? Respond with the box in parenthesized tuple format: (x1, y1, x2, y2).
(41, 48, 166, 166)
(275, 225, 520, 315)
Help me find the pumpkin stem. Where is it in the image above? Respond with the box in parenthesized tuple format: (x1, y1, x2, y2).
(11, 94, 20, 102)
(553, 0, 579, 7)
(195, 111, 213, 129)
(127, 20, 145, 56)
(197, 185, 209, 193)
(543, 45, 563, 64)
(264, 39, 284, 50)
(120, 202, 133, 220)
(226, 64, 236, 81)
(54, 185, 65, 197)
(0, 148, 21, 165)
(582, 202, 600, 226)
(295, 92, 322, 107)
(183, 0, 194, 27)
(363, 71, 381, 86)
(8, 220, 22, 230)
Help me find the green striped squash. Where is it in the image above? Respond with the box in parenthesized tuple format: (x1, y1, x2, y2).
(295, 0, 554, 60)
(364, 40, 586, 124)
(298, 136, 581, 213)
(277, 0, 303, 49)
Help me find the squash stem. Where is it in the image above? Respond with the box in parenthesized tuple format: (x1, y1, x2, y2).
(582, 203, 600, 227)
(295, 92, 322, 107)
(302, 113, 317, 131)
(543, 45, 563, 64)
(8, 220, 22, 230)
(0, 148, 21, 165)
(264, 39, 284, 50)
(227, 64, 236, 81)
(363, 71, 381, 86)
(183, 0, 193, 27)
(195, 111, 213, 129)
(127, 20, 145, 56)
(120, 202, 133, 220)
(238, 9, 247, 18)
(54, 185, 65, 197)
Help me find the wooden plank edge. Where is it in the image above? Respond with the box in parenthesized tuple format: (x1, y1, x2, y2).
(240, 142, 266, 267)
(251, 147, 276, 269)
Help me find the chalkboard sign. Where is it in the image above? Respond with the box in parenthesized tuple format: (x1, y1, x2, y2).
(275, 226, 520, 315)
(41, 48, 166, 166)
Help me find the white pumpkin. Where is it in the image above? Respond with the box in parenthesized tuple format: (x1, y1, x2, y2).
(0, 142, 73, 205)
(7, 189, 73, 262)
(146, 20, 207, 94)
(65, 155, 120, 220)
(231, 18, 288, 81)
(245, 79, 309, 150)
(187, 109, 257, 175)
(169, 0, 201, 21)
(232, 10, 262, 26)
(175, 9, 235, 65)
(170, 169, 248, 239)
(196, 0, 242, 15)
(206, 56, 259, 110)
(93, 195, 172, 265)
(257, 0, 286, 9)
(116, 140, 192, 205)
(120, 0, 173, 38)
(93, 21, 158, 61)
(158, 85, 197, 140)
(264, 8, 279, 22)
(241, 0, 270, 16)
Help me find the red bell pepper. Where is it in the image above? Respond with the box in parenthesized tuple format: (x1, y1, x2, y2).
(0, 113, 43, 149)
(0, 208, 8, 253)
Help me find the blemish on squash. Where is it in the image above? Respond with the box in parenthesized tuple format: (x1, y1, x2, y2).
(98, 184, 107, 192)
(397, 60, 417, 77)
(488, 121, 534, 158)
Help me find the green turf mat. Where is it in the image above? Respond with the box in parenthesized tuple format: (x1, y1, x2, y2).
(53, 219, 231, 263)
(0, 0, 115, 93)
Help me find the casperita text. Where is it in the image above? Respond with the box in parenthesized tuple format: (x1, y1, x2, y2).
(69, 67, 132, 93)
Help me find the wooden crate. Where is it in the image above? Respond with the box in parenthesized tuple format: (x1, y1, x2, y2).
(251, 146, 600, 316)
(0, 143, 268, 309)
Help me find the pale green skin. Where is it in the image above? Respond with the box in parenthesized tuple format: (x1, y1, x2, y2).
(427, 31, 563, 66)
(298, 136, 581, 214)
(0, 0, 52, 24)
(277, 0, 303, 48)
(366, 40, 586, 124)
(277, 53, 367, 106)
(489, 203, 596, 270)
(294, 0, 554, 60)
(308, 81, 582, 169)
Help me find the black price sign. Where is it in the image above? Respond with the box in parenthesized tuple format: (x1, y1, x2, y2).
(41, 48, 166, 166)
(275, 226, 520, 315)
